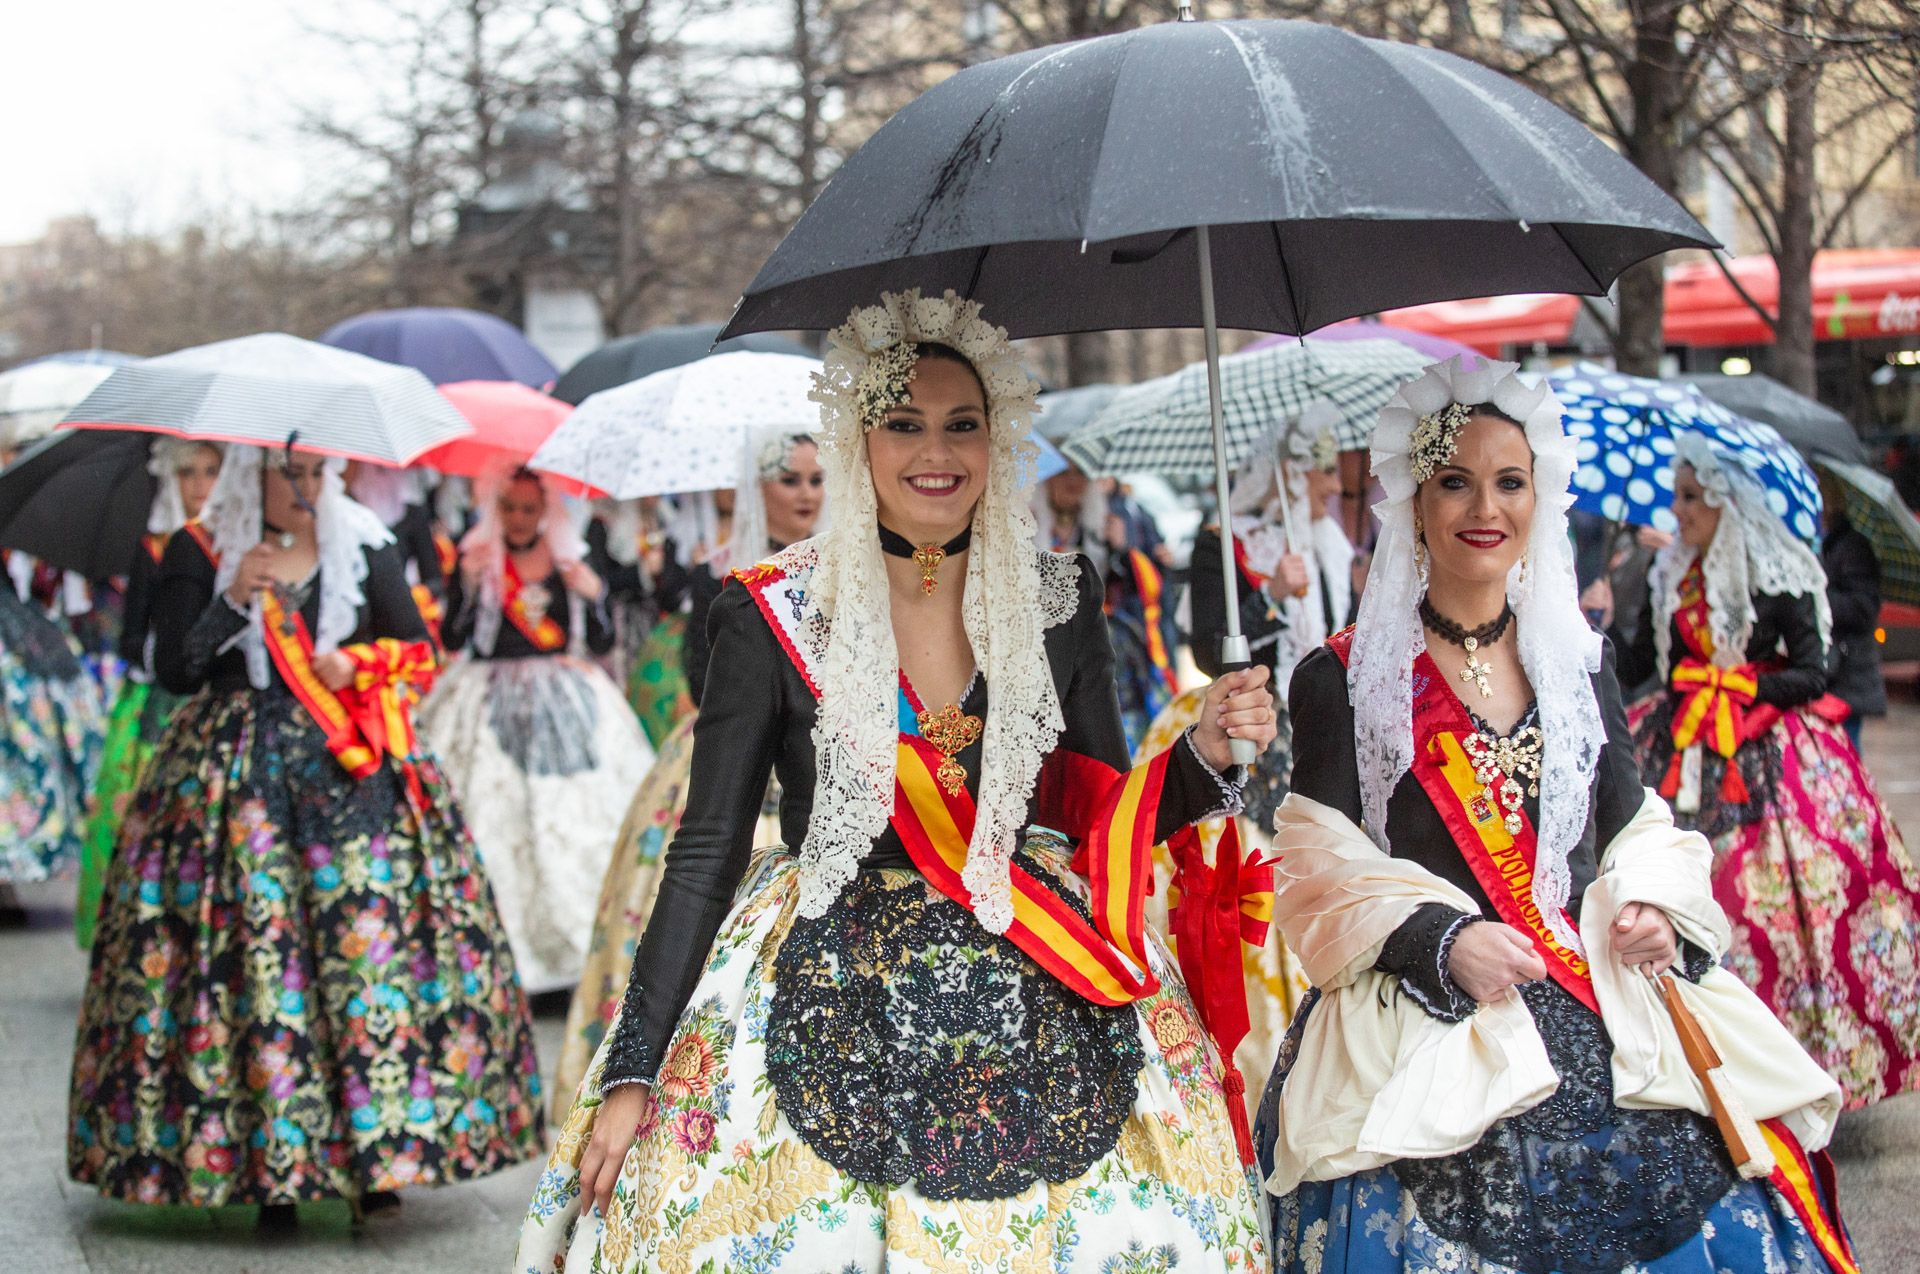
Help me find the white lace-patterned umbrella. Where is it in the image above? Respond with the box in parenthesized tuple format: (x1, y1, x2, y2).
(0, 362, 117, 448)
(528, 351, 822, 498)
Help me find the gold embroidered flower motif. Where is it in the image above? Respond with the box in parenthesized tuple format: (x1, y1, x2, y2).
(1409, 400, 1473, 485)
(656, 1031, 718, 1104)
(851, 341, 920, 432)
(1147, 999, 1201, 1069)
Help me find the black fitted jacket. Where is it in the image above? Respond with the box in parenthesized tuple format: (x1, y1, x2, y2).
(440, 566, 614, 659)
(598, 553, 1238, 1087)
(1613, 589, 1828, 710)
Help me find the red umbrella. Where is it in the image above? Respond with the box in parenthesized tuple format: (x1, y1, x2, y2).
(420, 380, 583, 491)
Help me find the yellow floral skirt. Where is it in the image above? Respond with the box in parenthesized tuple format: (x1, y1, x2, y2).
(519, 845, 1268, 1274)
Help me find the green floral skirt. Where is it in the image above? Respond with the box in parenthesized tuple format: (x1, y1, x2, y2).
(68, 682, 546, 1206)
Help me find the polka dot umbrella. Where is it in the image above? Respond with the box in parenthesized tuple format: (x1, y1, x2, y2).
(1548, 365, 1823, 543)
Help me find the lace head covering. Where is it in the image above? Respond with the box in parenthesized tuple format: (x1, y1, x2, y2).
(1349, 356, 1601, 953)
(201, 445, 395, 689)
(714, 426, 818, 575)
(458, 463, 589, 657)
(800, 288, 1072, 932)
(664, 491, 721, 569)
(1647, 431, 1832, 680)
(147, 438, 222, 535)
(347, 464, 427, 528)
(1029, 463, 1108, 569)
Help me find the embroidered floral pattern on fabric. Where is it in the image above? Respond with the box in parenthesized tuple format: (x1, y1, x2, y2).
(765, 858, 1143, 1200)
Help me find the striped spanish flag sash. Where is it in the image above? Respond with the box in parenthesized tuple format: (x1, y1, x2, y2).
(1127, 547, 1180, 698)
(260, 590, 382, 782)
(433, 527, 458, 580)
(181, 520, 218, 564)
(142, 532, 169, 566)
(1761, 1117, 1861, 1274)
(502, 555, 566, 651)
(734, 558, 1167, 1008)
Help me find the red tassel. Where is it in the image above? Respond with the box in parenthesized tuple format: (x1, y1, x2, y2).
(1719, 759, 1750, 804)
(1221, 1061, 1256, 1167)
(1659, 750, 1684, 799)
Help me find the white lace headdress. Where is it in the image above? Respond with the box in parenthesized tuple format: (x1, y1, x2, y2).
(799, 288, 1074, 931)
(713, 426, 818, 575)
(1647, 431, 1831, 680)
(347, 464, 428, 528)
(458, 463, 589, 657)
(1349, 356, 1602, 953)
(201, 445, 396, 690)
(147, 438, 222, 535)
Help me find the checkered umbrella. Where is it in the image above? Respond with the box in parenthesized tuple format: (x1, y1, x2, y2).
(1819, 459, 1920, 607)
(1060, 338, 1430, 478)
(1551, 366, 1823, 543)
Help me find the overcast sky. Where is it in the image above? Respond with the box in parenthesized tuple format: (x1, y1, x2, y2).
(0, 1, 356, 243)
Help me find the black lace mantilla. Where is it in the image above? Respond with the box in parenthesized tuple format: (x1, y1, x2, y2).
(1391, 978, 1738, 1274)
(765, 854, 1144, 1201)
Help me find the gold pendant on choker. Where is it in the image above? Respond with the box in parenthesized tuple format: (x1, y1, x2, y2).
(917, 702, 982, 796)
(912, 543, 946, 596)
(1460, 635, 1494, 699)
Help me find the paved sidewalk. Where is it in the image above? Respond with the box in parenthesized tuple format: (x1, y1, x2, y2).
(7, 703, 1920, 1271)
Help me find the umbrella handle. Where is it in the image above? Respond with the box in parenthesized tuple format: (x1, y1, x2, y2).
(1194, 223, 1260, 770)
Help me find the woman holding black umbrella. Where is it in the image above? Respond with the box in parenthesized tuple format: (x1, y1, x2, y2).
(74, 439, 222, 948)
(69, 444, 544, 1226)
(1257, 359, 1849, 1274)
(519, 290, 1276, 1273)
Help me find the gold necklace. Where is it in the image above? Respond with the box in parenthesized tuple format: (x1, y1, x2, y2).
(917, 702, 983, 796)
(1419, 597, 1514, 699)
(1461, 723, 1544, 835)
(879, 523, 971, 597)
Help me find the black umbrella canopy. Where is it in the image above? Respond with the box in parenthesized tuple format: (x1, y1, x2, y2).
(720, 18, 1714, 340)
(553, 323, 814, 405)
(0, 430, 159, 579)
(1679, 373, 1867, 466)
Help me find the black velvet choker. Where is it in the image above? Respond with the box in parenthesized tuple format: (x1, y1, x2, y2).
(878, 523, 971, 597)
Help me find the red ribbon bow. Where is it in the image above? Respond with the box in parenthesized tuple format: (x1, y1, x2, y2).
(1663, 657, 1759, 803)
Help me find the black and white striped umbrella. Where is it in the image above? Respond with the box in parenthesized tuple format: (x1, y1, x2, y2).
(1061, 337, 1431, 478)
(59, 333, 472, 465)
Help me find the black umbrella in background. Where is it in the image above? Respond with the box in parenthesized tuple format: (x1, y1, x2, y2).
(720, 13, 1714, 764)
(0, 430, 158, 579)
(1679, 372, 1868, 466)
(552, 323, 814, 405)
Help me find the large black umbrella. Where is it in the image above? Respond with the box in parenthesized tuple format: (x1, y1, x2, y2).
(1678, 372, 1867, 466)
(552, 323, 813, 405)
(720, 14, 1713, 763)
(0, 430, 158, 579)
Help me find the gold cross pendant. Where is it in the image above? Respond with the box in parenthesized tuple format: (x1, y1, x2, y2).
(1460, 635, 1494, 698)
(912, 544, 946, 596)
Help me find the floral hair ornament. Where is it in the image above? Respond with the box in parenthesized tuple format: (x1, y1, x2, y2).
(1408, 400, 1473, 485)
(851, 343, 921, 433)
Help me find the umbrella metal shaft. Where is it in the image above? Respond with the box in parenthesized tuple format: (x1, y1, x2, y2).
(1196, 224, 1258, 768)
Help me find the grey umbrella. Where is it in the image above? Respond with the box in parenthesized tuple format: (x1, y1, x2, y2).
(1034, 384, 1122, 442)
(720, 14, 1713, 763)
(1678, 373, 1867, 466)
(553, 323, 813, 405)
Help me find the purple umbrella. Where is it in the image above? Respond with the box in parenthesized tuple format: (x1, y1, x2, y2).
(321, 307, 558, 388)
(1245, 321, 1483, 365)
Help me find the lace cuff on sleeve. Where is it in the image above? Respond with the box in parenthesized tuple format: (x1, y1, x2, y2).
(1179, 726, 1246, 822)
(177, 595, 251, 684)
(1377, 903, 1480, 1023)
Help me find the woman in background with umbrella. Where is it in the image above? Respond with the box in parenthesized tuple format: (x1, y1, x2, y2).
(74, 440, 223, 948)
(414, 465, 652, 995)
(548, 424, 822, 1111)
(1614, 433, 1920, 1110)
(519, 291, 1275, 1273)
(69, 445, 544, 1225)
(1259, 358, 1849, 1274)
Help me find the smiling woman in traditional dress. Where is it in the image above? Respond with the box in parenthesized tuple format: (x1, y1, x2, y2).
(518, 290, 1277, 1273)
(414, 465, 653, 994)
(549, 425, 823, 1113)
(75, 440, 223, 948)
(1255, 358, 1851, 1274)
(68, 445, 543, 1230)
(1614, 432, 1920, 1111)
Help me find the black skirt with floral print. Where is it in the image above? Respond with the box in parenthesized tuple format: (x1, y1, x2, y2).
(68, 683, 546, 1206)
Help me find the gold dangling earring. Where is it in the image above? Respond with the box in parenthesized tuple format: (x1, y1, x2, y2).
(1413, 513, 1430, 585)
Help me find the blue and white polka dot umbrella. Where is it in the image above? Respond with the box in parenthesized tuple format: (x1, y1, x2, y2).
(1549, 365, 1823, 542)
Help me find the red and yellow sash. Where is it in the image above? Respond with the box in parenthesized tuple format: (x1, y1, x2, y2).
(1663, 559, 1760, 802)
(1330, 629, 1597, 1014)
(181, 520, 218, 564)
(433, 526, 458, 581)
(142, 532, 169, 567)
(259, 589, 437, 806)
(411, 582, 445, 648)
(502, 555, 566, 651)
(1326, 628, 1857, 1270)
(1127, 547, 1180, 698)
(1230, 534, 1268, 594)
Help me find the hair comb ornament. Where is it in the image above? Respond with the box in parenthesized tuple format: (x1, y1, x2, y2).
(850, 342, 920, 433)
(1409, 401, 1472, 485)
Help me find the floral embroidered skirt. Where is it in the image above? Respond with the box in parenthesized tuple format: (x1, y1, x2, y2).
(68, 683, 545, 1206)
(76, 679, 186, 947)
(519, 845, 1269, 1274)
(1631, 695, 1920, 1109)
(0, 594, 104, 884)
(1139, 686, 1308, 1108)
(416, 654, 653, 993)
(625, 613, 693, 751)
